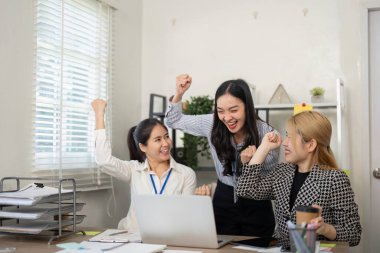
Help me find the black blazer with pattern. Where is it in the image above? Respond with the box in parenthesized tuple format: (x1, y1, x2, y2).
(236, 163, 362, 248)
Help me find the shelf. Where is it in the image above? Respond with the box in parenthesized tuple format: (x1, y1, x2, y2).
(255, 102, 337, 110)
(255, 102, 338, 123)
(255, 78, 345, 168)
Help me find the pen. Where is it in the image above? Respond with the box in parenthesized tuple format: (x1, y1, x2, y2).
(300, 222, 308, 238)
(109, 231, 128, 236)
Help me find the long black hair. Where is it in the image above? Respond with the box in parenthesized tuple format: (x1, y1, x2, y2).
(127, 118, 168, 162)
(210, 79, 261, 176)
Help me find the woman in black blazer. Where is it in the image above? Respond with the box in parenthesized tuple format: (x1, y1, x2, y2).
(236, 111, 361, 249)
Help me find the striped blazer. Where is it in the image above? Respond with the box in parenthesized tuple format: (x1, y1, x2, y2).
(236, 163, 362, 248)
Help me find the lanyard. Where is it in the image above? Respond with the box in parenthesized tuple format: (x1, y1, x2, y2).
(150, 168, 172, 195)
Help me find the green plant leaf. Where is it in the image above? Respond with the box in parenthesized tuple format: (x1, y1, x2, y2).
(310, 87, 325, 96)
(181, 95, 214, 169)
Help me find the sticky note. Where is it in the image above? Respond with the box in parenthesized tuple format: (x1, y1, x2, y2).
(76, 231, 101, 236)
(342, 169, 350, 177)
(320, 243, 336, 248)
(294, 103, 313, 115)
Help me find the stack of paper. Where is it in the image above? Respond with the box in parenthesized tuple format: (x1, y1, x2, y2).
(0, 183, 78, 206)
(0, 203, 85, 219)
(0, 215, 85, 234)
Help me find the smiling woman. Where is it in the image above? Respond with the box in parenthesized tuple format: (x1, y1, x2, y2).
(236, 111, 361, 250)
(91, 99, 196, 232)
(165, 74, 279, 237)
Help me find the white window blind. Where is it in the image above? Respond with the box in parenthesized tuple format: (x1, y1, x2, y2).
(33, 0, 114, 190)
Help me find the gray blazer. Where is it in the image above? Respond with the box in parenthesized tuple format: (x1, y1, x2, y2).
(236, 163, 362, 248)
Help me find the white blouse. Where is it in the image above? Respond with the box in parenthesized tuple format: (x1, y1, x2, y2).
(95, 129, 197, 231)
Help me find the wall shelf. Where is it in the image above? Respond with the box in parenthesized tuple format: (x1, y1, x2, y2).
(255, 78, 345, 167)
(255, 102, 337, 122)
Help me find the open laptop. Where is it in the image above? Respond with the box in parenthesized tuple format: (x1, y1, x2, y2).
(133, 194, 233, 249)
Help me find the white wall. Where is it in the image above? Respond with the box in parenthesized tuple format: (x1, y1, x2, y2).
(141, 0, 341, 114)
(0, 0, 34, 180)
(337, 0, 378, 251)
(0, 0, 142, 228)
(98, 0, 143, 228)
(140, 0, 343, 164)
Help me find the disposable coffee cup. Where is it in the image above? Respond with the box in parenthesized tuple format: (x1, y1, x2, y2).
(295, 205, 319, 225)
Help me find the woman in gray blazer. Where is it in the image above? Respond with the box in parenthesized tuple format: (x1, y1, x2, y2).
(236, 111, 361, 250)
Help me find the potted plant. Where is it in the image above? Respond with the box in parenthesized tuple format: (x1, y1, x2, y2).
(310, 87, 325, 103)
(181, 95, 214, 169)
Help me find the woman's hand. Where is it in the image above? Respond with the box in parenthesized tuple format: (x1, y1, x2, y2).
(91, 99, 107, 115)
(246, 131, 281, 165)
(309, 204, 337, 240)
(172, 74, 192, 103)
(240, 145, 257, 164)
(194, 184, 211, 196)
(91, 99, 107, 129)
(262, 131, 282, 151)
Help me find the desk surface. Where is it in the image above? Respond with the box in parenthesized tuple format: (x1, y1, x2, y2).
(0, 231, 349, 253)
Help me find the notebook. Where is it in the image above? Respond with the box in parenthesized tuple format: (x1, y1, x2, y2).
(89, 229, 141, 243)
(133, 194, 233, 249)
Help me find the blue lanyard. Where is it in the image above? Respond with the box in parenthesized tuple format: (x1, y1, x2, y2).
(150, 168, 172, 195)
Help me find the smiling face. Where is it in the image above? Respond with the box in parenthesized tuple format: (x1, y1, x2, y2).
(216, 93, 246, 138)
(139, 124, 172, 163)
(282, 126, 311, 165)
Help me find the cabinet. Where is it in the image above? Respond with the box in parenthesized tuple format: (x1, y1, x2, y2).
(0, 177, 85, 244)
(255, 79, 345, 167)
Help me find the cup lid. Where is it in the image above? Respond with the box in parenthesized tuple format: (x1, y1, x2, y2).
(295, 205, 319, 213)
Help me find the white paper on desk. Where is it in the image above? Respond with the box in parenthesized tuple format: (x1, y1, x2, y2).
(233, 245, 282, 252)
(80, 241, 123, 251)
(104, 242, 166, 253)
(55, 241, 123, 253)
(89, 229, 141, 243)
(163, 250, 203, 253)
(233, 241, 320, 253)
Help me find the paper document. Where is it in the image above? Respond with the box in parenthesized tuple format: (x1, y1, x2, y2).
(0, 183, 78, 206)
(56, 241, 123, 253)
(104, 242, 166, 253)
(0, 203, 85, 219)
(163, 251, 203, 253)
(0, 215, 85, 234)
(89, 229, 141, 243)
(232, 245, 282, 252)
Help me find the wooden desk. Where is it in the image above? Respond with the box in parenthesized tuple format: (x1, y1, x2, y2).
(0, 232, 349, 253)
